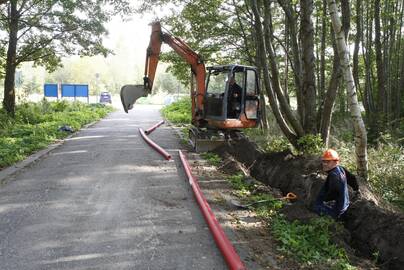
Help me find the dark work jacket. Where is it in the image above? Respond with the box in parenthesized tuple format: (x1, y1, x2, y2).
(227, 83, 242, 117)
(317, 166, 350, 216)
(341, 166, 359, 192)
(228, 83, 242, 103)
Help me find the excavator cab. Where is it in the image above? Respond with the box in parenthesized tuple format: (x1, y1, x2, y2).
(204, 64, 260, 129)
(120, 22, 260, 151)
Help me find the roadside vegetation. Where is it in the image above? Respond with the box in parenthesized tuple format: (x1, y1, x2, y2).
(162, 99, 404, 210)
(245, 123, 404, 211)
(200, 152, 222, 166)
(160, 97, 192, 124)
(201, 157, 355, 269)
(0, 100, 113, 169)
(163, 97, 401, 267)
(225, 172, 354, 269)
(161, 97, 192, 145)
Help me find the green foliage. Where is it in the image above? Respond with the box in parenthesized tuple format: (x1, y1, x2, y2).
(250, 194, 284, 219)
(137, 0, 254, 85)
(200, 152, 221, 166)
(22, 76, 41, 95)
(222, 157, 355, 269)
(227, 173, 255, 197)
(227, 173, 250, 190)
(297, 134, 325, 155)
(0, 101, 112, 169)
(264, 137, 291, 153)
(161, 97, 192, 124)
(367, 144, 404, 207)
(272, 217, 355, 269)
(337, 141, 404, 210)
(0, 1, 132, 73)
(1, 1, 133, 115)
(180, 127, 190, 145)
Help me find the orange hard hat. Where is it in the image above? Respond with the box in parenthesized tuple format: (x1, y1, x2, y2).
(322, 149, 340, 161)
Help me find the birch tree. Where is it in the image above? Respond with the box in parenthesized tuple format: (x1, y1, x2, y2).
(327, 0, 368, 179)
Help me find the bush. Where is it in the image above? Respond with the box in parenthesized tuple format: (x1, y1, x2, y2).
(367, 144, 404, 207)
(200, 152, 222, 166)
(161, 97, 192, 124)
(272, 217, 355, 269)
(264, 137, 291, 153)
(297, 134, 325, 155)
(336, 141, 404, 209)
(0, 101, 113, 169)
(223, 161, 354, 269)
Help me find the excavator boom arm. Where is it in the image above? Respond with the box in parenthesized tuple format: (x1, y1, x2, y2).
(144, 22, 206, 124)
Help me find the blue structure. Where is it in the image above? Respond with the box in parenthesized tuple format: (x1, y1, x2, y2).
(44, 83, 58, 98)
(44, 83, 90, 103)
(61, 84, 89, 103)
(74, 85, 89, 97)
(61, 84, 75, 97)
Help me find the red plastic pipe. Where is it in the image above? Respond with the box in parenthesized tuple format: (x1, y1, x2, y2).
(139, 128, 171, 160)
(145, 120, 165, 135)
(179, 150, 246, 270)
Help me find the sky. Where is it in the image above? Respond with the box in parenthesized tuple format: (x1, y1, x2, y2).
(14, 4, 177, 96)
(104, 14, 153, 64)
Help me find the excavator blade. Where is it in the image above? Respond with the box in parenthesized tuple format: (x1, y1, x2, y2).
(120, 84, 148, 113)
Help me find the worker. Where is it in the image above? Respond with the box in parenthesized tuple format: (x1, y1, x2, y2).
(227, 75, 242, 118)
(314, 149, 359, 219)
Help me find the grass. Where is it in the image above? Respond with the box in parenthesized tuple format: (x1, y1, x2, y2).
(196, 133, 355, 269)
(0, 100, 113, 169)
(337, 141, 404, 209)
(162, 98, 403, 209)
(225, 172, 355, 269)
(245, 124, 404, 210)
(160, 97, 192, 124)
(161, 98, 192, 145)
(200, 152, 221, 166)
(272, 217, 355, 269)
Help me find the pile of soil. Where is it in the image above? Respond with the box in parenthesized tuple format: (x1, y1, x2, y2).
(213, 137, 404, 270)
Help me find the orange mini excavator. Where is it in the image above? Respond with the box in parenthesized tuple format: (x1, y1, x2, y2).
(121, 21, 261, 151)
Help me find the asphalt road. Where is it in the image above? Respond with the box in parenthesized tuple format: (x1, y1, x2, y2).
(0, 105, 226, 270)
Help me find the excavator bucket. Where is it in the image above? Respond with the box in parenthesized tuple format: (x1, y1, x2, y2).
(120, 84, 148, 113)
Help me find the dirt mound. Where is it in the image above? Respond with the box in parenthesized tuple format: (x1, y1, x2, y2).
(214, 137, 404, 270)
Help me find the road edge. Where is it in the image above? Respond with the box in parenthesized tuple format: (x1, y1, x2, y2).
(0, 120, 99, 185)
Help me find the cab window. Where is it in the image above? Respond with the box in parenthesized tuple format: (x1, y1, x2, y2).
(246, 69, 257, 96)
(207, 72, 227, 94)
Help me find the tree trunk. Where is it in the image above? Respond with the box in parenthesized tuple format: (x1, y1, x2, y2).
(341, 0, 350, 40)
(254, 29, 268, 131)
(320, 30, 340, 146)
(319, 0, 326, 102)
(284, 15, 290, 105)
(362, 1, 376, 135)
(277, 0, 304, 119)
(395, 4, 404, 119)
(263, 1, 304, 137)
(394, 1, 404, 122)
(327, 0, 368, 179)
(251, 0, 298, 147)
(399, 40, 404, 120)
(353, 0, 362, 99)
(374, 0, 386, 117)
(300, 0, 317, 134)
(2, 0, 19, 116)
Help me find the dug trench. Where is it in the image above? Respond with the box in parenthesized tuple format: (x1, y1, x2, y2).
(209, 136, 404, 270)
